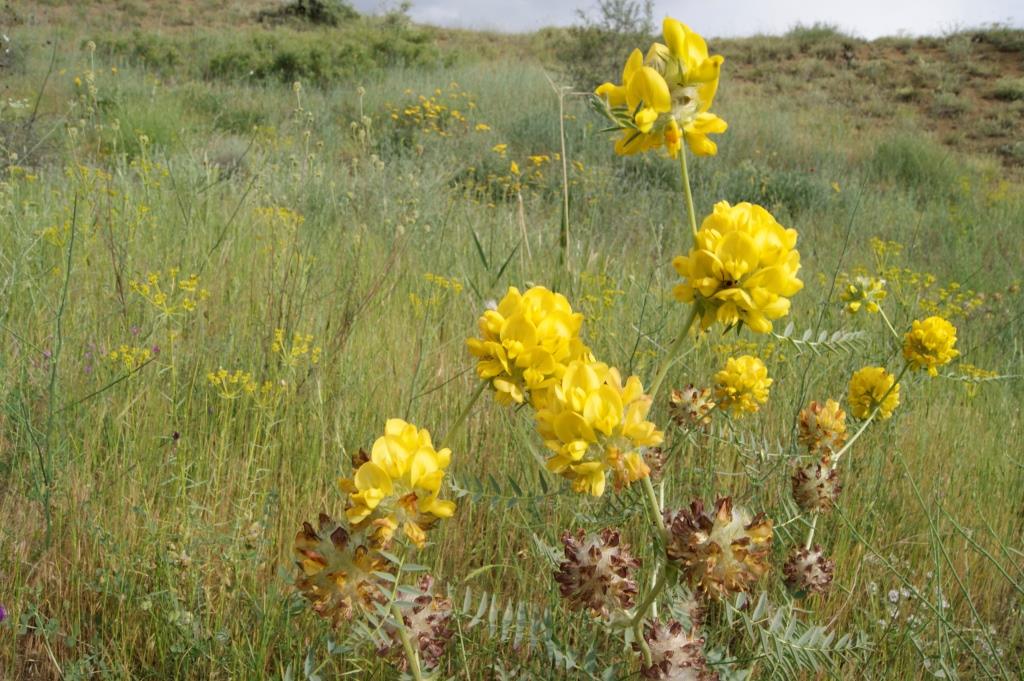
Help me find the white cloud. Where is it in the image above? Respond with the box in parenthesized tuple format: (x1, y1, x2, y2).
(350, 0, 1023, 37)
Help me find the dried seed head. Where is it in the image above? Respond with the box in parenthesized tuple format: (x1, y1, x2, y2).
(554, 528, 641, 618)
(791, 459, 842, 513)
(645, 447, 668, 482)
(379, 576, 454, 671)
(293, 512, 389, 626)
(783, 545, 835, 596)
(797, 399, 847, 456)
(669, 385, 716, 430)
(665, 498, 773, 599)
(638, 618, 718, 681)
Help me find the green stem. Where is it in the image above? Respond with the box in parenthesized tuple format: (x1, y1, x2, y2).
(648, 305, 699, 402)
(877, 306, 901, 341)
(640, 474, 666, 536)
(804, 512, 818, 550)
(832, 364, 908, 463)
(442, 380, 486, 449)
(391, 602, 424, 681)
(678, 145, 698, 239)
(634, 619, 652, 667)
(631, 565, 672, 627)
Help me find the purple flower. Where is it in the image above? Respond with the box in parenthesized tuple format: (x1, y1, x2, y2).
(0, 604, 7, 623)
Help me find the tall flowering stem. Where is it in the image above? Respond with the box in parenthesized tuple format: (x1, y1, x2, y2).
(678, 146, 699, 239)
(648, 304, 699, 401)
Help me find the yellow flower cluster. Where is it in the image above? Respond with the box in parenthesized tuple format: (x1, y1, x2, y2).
(673, 202, 803, 333)
(714, 355, 772, 416)
(535, 360, 662, 496)
(596, 18, 727, 157)
(466, 286, 589, 406)
(107, 344, 155, 372)
(387, 83, 480, 137)
(840, 276, 887, 314)
(339, 419, 456, 549)
(129, 268, 209, 316)
(847, 366, 900, 420)
(272, 328, 322, 368)
(903, 316, 959, 376)
(207, 367, 284, 406)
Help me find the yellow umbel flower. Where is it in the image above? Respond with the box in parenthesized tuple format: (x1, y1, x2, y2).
(673, 202, 803, 334)
(714, 355, 771, 416)
(840, 276, 887, 314)
(847, 366, 900, 420)
(339, 419, 455, 548)
(466, 286, 589, 406)
(535, 360, 663, 496)
(903, 316, 959, 376)
(645, 18, 728, 155)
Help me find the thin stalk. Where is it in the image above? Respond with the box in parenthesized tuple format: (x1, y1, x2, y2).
(640, 474, 666, 536)
(391, 602, 425, 681)
(877, 305, 901, 340)
(804, 512, 818, 550)
(631, 566, 672, 627)
(678, 146, 698, 239)
(442, 380, 486, 448)
(648, 305, 699, 401)
(634, 619, 652, 667)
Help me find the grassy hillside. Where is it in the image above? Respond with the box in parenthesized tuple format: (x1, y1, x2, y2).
(1, 3, 1023, 679)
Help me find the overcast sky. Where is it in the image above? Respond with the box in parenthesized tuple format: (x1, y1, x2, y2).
(353, 0, 1022, 38)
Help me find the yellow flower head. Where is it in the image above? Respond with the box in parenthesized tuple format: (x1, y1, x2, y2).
(673, 202, 803, 333)
(646, 18, 728, 155)
(339, 419, 455, 548)
(797, 399, 847, 456)
(903, 316, 959, 376)
(840, 276, 887, 314)
(847, 366, 900, 420)
(714, 355, 771, 416)
(535, 360, 663, 496)
(595, 19, 727, 157)
(466, 286, 589, 406)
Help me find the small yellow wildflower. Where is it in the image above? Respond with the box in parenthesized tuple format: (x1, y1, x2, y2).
(673, 201, 803, 333)
(840, 276, 887, 314)
(847, 366, 900, 420)
(714, 355, 771, 416)
(339, 419, 455, 549)
(475, 123, 491, 131)
(492, 143, 508, 156)
(903, 316, 959, 376)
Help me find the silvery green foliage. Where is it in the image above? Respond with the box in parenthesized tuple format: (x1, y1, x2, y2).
(774, 323, 867, 355)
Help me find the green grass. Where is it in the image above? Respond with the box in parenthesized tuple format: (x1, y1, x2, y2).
(1, 18, 1023, 681)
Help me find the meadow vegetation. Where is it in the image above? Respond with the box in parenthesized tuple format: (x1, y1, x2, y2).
(1, 2, 1023, 679)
